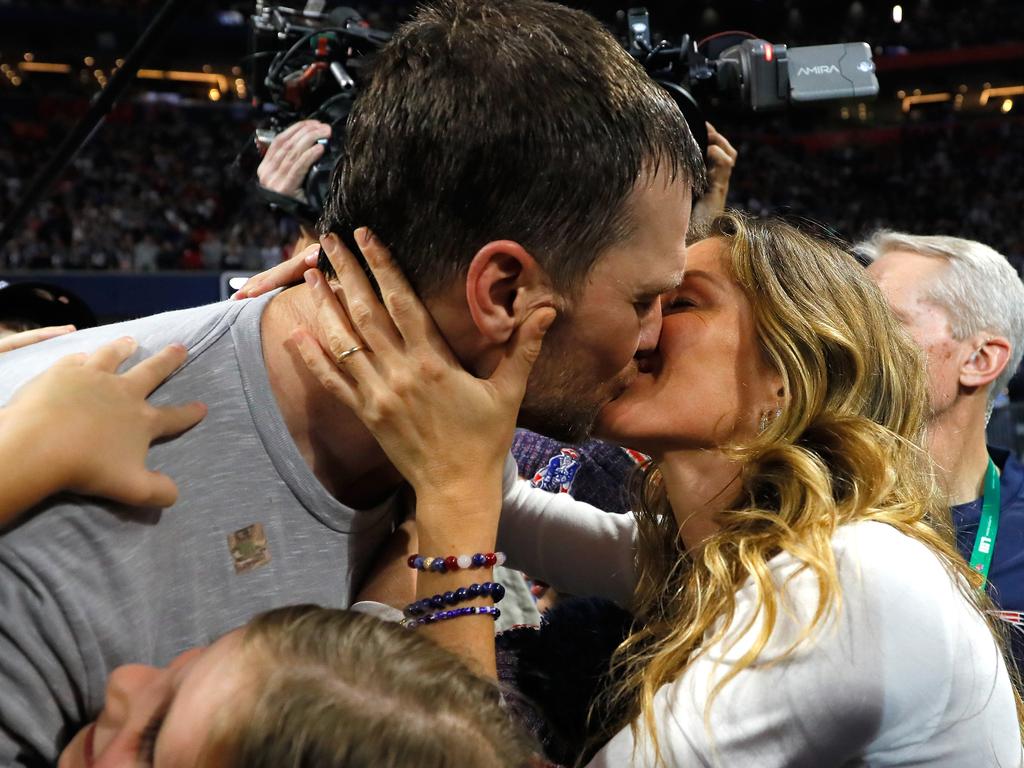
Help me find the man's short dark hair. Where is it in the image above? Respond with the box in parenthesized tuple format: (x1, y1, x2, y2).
(321, 0, 705, 297)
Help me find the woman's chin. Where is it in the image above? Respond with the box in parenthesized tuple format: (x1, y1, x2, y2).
(594, 397, 652, 448)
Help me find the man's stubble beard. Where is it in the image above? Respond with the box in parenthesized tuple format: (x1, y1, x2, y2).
(516, 340, 637, 444)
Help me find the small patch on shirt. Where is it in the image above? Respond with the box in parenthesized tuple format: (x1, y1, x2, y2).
(228, 524, 271, 574)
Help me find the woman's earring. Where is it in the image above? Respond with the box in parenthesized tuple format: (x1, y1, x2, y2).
(759, 407, 783, 434)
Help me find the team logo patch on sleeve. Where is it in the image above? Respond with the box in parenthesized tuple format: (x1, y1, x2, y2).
(531, 448, 581, 494)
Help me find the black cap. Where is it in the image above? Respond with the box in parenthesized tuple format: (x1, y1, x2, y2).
(0, 281, 97, 330)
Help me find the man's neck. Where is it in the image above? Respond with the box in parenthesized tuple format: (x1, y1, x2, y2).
(659, 448, 742, 554)
(259, 286, 404, 509)
(928, 398, 992, 506)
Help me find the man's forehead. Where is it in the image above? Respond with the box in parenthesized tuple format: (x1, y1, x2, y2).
(871, 254, 953, 326)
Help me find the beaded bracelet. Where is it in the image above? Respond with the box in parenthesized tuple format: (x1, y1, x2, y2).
(404, 582, 506, 618)
(407, 551, 507, 573)
(401, 605, 501, 630)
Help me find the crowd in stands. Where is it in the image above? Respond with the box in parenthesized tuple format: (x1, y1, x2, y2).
(0, 103, 301, 272)
(731, 115, 1024, 274)
(1, 99, 1021, 275)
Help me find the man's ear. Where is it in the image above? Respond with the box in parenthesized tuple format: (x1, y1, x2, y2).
(465, 241, 555, 343)
(960, 335, 1012, 390)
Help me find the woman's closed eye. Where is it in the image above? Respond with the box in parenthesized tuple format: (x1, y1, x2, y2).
(663, 295, 697, 313)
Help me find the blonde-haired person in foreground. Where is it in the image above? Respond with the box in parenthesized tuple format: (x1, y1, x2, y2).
(293, 212, 1024, 767)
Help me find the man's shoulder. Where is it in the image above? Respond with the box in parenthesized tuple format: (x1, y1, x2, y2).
(0, 297, 261, 401)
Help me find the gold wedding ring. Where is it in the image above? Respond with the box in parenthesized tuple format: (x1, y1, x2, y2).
(337, 344, 366, 363)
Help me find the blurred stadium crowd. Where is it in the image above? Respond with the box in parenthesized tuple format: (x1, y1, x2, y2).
(2, 104, 1021, 275)
(0, 105, 299, 271)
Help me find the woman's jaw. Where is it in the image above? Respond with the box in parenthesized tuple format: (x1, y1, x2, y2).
(594, 237, 783, 459)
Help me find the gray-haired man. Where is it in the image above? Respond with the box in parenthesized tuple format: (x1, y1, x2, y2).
(863, 233, 1024, 657)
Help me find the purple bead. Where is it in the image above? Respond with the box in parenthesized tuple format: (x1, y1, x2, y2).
(432, 558, 446, 572)
(413, 556, 425, 570)
(471, 553, 487, 567)
(491, 583, 505, 603)
(429, 595, 446, 609)
(467, 583, 481, 597)
(454, 587, 469, 601)
(443, 591, 458, 605)
(493, 608, 501, 620)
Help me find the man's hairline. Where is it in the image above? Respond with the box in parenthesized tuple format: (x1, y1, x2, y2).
(420, 167, 695, 307)
(889, 245, 1012, 340)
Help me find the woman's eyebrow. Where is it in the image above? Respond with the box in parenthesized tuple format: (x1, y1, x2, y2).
(681, 270, 722, 289)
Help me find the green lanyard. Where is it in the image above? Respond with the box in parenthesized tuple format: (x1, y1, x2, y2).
(969, 458, 1002, 589)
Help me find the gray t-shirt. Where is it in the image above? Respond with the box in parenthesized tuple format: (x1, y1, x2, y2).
(0, 293, 397, 765)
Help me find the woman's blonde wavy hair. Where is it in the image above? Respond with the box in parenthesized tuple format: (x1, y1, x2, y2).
(600, 211, 1024, 765)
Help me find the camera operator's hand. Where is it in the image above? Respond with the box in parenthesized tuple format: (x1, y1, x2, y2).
(0, 325, 76, 353)
(693, 122, 738, 226)
(232, 243, 321, 300)
(0, 338, 207, 525)
(257, 119, 332, 202)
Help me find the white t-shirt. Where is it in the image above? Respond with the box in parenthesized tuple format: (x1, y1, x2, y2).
(498, 458, 1022, 767)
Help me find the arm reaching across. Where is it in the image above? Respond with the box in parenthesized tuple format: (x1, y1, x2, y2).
(0, 338, 206, 526)
(0, 325, 75, 353)
(232, 243, 320, 300)
(498, 462, 638, 607)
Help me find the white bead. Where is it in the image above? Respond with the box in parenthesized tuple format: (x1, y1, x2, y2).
(495, 552, 507, 566)
(457, 554, 473, 569)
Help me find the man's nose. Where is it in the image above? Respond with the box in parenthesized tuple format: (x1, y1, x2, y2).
(637, 299, 664, 353)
